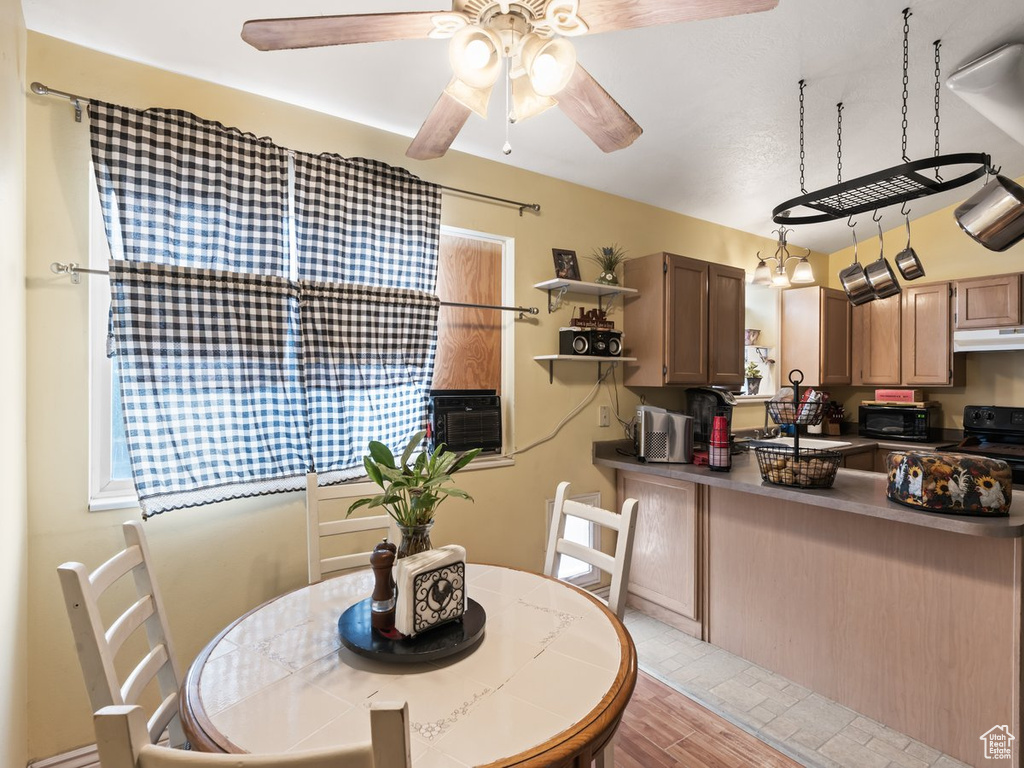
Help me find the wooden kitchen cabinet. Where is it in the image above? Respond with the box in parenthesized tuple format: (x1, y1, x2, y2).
(780, 286, 852, 387)
(841, 447, 875, 471)
(618, 470, 702, 637)
(902, 282, 965, 387)
(954, 273, 1022, 329)
(622, 252, 744, 388)
(852, 294, 902, 385)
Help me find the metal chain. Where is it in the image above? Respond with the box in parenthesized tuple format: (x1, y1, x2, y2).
(933, 39, 943, 180)
(799, 80, 806, 194)
(836, 102, 844, 185)
(901, 7, 911, 163)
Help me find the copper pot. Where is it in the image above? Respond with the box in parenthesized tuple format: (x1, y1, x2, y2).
(954, 174, 1024, 252)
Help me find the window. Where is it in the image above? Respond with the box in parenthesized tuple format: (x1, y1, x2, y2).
(89, 211, 515, 510)
(739, 281, 781, 399)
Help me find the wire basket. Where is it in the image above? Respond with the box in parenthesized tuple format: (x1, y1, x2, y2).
(754, 446, 842, 489)
(765, 399, 825, 426)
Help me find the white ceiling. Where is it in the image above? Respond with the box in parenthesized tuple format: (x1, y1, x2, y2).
(21, 0, 1024, 253)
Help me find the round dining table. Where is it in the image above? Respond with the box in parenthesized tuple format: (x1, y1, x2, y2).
(180, 564, 637, 767)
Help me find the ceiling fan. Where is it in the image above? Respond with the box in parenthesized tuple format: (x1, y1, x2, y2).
(242, 0, 778, 160)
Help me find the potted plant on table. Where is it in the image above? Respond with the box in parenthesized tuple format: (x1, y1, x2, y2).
(744, 360, 763, 396)
(347, 430, 481, 558)
(588, 244, 629, 285)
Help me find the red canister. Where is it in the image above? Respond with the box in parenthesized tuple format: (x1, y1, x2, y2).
(709, 415, 731, 472)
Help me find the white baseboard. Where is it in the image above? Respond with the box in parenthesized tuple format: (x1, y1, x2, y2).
(27, 744, 98, 768)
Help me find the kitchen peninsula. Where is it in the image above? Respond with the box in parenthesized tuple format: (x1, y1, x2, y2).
(594, 440, 1024, 767)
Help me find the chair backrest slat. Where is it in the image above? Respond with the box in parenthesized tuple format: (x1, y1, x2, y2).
(106, 596, 155, 658)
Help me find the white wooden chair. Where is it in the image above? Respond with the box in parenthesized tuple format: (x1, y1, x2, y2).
(94, 702, 412, 768)
(307, 472, 397, 584)
(543, 482, 639, 768)
(58, 521, 185, 748)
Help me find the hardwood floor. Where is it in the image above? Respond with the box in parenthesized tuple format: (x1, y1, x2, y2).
(615, 671, 802, 768)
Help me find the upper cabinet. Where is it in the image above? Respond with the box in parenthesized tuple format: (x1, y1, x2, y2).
(853, 294, 902, 386)
(622, 252, 745, 388)
(954, 274, 1022, 329)
(780, 286, 852, 387)
(902, 282, 965, 387)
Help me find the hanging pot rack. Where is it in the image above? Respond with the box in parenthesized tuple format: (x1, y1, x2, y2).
(773, 9, 994, 226)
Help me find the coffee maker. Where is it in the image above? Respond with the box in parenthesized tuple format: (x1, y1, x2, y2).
(685, 388, 736, 449)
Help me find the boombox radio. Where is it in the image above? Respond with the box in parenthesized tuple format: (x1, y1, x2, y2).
(559, 327, 623, 357)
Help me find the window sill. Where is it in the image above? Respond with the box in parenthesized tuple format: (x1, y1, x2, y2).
(90, 493, 140, 512)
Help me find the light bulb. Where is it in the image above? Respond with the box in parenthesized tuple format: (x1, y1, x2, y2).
(531, 52, 562, 93)
(463, 38, 491, 71)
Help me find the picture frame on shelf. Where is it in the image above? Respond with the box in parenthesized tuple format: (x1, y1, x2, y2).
(552, 248, 581, 281)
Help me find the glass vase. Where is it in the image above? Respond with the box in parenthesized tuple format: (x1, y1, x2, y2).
(396, 521, 434, 559)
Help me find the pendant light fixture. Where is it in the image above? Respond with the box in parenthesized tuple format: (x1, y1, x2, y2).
(751, 225, 814, 287)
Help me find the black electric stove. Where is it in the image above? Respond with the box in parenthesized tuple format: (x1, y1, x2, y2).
(938, 405, 1024, 485)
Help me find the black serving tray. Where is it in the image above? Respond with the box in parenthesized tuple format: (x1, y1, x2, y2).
(338, 597, 485, 663)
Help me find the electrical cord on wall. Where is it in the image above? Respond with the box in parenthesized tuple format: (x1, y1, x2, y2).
(509, 365, 615, 456)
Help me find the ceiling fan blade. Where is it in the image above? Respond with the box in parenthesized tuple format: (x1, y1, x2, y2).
(557, 64, 642, 153)
(407, 93, 473, 160)
(241, 12, 440, 51)
(578, 0, 778, 35)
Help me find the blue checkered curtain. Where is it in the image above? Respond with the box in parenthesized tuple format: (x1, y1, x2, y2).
(108, 261, 308, 516)
(89, 101, 291, 275)
(293, 152, 442, 481)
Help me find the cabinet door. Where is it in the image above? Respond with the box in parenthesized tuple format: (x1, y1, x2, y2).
(708, 263, 745, 387)
(955, 274, 1022, 329)
(820, 288, 852, 386)
(780, 286, 823, 386)
(842, 449, 875, 471)
(852, 294, 901, 385)
(902, 282, 953, 386)
(618, 471, 700, 629)
(623, 253, 670, 387)
(665, 255, 709, 384)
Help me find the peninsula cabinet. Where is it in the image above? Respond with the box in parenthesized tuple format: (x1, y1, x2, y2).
(780, 286, 851, 387)
(954, 273, 1022, 329)
(622, 252, 744, 388)
(617, 470, 702, 638)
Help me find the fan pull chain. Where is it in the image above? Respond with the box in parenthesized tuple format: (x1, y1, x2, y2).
(502, 57, 512, 155)
(933, 39, 943, 181)
(901, 7, 911, 163)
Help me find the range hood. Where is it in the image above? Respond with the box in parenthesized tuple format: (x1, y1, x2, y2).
(947, 43, 1024, 147)
(953, 326, 1024, 352)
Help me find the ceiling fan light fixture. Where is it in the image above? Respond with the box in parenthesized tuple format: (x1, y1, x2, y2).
(511, 75, 557, 121)
(520, 33, 576, 97)
(444, 76, 493, 118)
(449, 24, 503, 89)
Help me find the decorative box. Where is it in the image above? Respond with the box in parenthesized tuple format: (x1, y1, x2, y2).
(885, 451, 1012, 516)
(394, 545, 467, 637)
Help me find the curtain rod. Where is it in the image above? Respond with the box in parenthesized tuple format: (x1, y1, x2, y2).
(30, 82, 542, 217)
(49, 262, 539, 317)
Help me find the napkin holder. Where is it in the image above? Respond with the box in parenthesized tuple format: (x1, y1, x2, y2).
(394, 545, 467, 638)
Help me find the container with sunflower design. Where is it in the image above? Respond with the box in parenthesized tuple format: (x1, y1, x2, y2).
(885, 451, 1013, 516)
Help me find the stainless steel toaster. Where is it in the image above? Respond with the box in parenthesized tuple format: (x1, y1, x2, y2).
(635, 406, 694, 463)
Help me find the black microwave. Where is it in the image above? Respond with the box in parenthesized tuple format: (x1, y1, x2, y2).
(858, 403, 940, 442)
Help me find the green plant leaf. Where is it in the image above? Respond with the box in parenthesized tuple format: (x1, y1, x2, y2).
(363, 456, 384, 487)
(450, 448, 481, 473)
(345, 497, 374, 517)
(368, 440, 396, 469)
(400, 430, 426, 468)
(443, 486, 474, 501)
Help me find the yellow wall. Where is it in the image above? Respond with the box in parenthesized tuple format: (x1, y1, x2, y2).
(24, 33, 809, 759)
(1, 0, 28, 766)
(825, 179, 1024, 429)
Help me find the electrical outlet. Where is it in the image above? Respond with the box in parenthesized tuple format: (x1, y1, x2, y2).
(598, 405, 611, 428)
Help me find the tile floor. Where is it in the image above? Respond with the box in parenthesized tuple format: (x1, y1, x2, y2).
(623, 609, 971, 768)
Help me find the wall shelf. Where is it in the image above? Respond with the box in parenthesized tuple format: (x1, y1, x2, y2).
(533, 354, 636, 384)
(534, 278, 638, 313)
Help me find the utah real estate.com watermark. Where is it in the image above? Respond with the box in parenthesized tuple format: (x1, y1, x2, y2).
(981, 725, 1015, 760)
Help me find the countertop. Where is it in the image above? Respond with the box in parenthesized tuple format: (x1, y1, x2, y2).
(594, 439, 1024, 538)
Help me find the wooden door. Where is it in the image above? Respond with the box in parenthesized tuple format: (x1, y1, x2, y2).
(619, 470, 701, 636)
(954, 274, 1022, 329)
(665, 254, 709, 384)
(902, 282, 953, 386)
(852, 294, 901, 385)
(707, 263, 745, 387)
(432, 234, 502, 392)
(819, 288, 852, 386)
(622, 253, 669, 387)
(780, 286, 823, 386)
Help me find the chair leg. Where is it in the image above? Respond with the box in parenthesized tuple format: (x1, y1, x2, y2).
(595, 737, 614, 768)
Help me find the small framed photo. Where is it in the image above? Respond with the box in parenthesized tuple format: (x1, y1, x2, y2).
(552, 248, 581, 281)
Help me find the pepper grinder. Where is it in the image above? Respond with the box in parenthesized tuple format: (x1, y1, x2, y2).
(369, 538, 397, 632)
